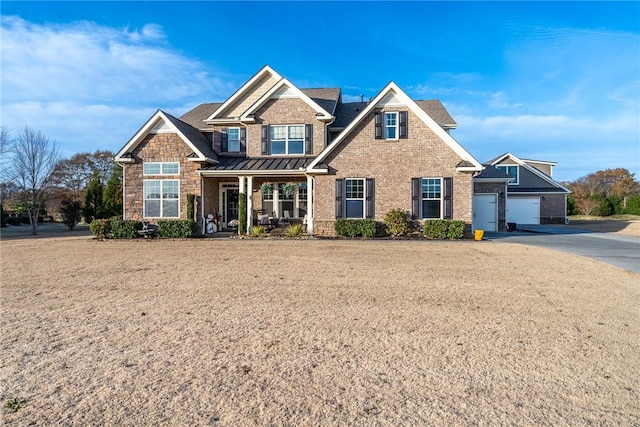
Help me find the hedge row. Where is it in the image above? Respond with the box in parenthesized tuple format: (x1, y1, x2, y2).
(334, 217, 466, 239)
(89, 218, 196, 239)
(422, 220, 466, 239)
(334, 219, 377, 237)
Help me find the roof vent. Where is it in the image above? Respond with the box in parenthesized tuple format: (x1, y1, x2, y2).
(360, 94, 364, 102)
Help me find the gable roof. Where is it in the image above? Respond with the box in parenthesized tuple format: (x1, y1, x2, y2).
(488, 153, 570, 193)
(332, 100, 456, 130)
(239, 78, 334, 122)
(301, 88, 341, 115)
(308, 82, 482, 172)
(114, 110, 218, 164)
(205, 65, 281, 122)
(474, 164, 512, 181)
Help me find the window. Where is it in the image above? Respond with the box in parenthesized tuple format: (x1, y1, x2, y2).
(143, 162, 179, 176)
(144, 180, 179, 218)
(228, 128, 240, 152)
(270, 125, 304, 155)
(345, 179, 365, 218)
(421, 178, 442, 219)
(497, 165, 519, 185)
(384, 112, 398, 139)
(262, 182, 307, 218)
(297, 183, 308, 218)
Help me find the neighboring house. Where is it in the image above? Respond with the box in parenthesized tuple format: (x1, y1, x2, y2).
(478, 153, 571, 227)
(114, 65, 489, 235)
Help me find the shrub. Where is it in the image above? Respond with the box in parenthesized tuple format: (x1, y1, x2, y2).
(285, 223, 304, 237)
(110, 218, 144, 238)
(334, 219, 377, 238)
(89, 219, 111, 239)
(623, 194, 640, 215)
(384, 209, 410, 237)
(423, 220, 466, 239)
(0, 205, 5, 228)
(157, 220, 197, 238)
(186, 193, 195, 221)
(251, 225, 266, 237)
(60, 199, 83, 230)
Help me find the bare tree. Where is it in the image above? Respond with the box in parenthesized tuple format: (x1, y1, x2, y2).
(0, 126, 12, 178)
(10, 127, 61, 234)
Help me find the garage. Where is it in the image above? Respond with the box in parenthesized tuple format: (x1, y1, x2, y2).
(473, 194, 497, 232)
(507, 197, 540, 225)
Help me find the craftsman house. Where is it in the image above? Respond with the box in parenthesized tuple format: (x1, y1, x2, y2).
(115, 65, 488, 235)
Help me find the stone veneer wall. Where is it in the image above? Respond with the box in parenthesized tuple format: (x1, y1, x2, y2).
(123, 133, 202, 221)
(312, 107, 475, 236)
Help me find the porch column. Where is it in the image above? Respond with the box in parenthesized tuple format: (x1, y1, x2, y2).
(246, 175, 253, 234)
(306, 175, 314, 235)
(238, 176, 246, 235)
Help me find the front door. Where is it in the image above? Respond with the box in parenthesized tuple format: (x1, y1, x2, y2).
(221, 185, 239, 229)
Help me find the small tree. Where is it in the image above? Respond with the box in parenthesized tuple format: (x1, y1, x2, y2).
(8, 127, 61, 234)
(84, 171, 104, 222)
(103, 168, 123, 218)
(60, 198, 82, 230)
(186, 193, 195, 221)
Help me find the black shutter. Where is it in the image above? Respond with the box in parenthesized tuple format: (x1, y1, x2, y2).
(305, 124, 313, 155)
(443, 177, 453, 219)
(240, 127, 246, 152)
(374, 112, 383, 139)
(220, 127, 228, 152)
(411, 178, 421, 219)
(399, 111, 408, 139)
(261, 125, 269, 155)
(366, 178, 375, 219)
(335, 179, 344, 219)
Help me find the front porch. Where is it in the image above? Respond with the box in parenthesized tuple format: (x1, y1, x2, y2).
(199, 172, 315, 235)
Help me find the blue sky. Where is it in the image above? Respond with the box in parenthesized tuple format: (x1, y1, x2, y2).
(1, 1, 638, 182)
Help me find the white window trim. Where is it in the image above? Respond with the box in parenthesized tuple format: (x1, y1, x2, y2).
(345, 178, 366, 219)
(384, 112, 398, 140)
(497, 165, 519, 185)
(143, 179, 180, 219)
(264, 182, 307, 218)
(143, 162, 180, 176)
(228, 127, 241, 152)
(421, 177, 443, 219)
(270, 124, 305, 155)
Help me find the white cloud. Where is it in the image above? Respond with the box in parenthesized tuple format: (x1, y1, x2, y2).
(453, 113, 640, 181)
(0, 16, 237, 155)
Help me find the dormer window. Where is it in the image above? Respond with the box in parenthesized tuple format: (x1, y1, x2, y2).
(497, 165, 519, 185)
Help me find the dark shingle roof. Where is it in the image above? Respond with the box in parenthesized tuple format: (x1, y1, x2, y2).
(179, 103, 222, 129)
(332, 100, 456, 129)
(300, 88, 341, 114)
(163, 111, 218, 162)
(414, 100, 456, 127)
(201, 157, 318, 172)
(475, 164, 511, 179)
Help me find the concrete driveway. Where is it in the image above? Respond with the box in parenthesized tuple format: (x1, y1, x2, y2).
(485, 225, 640, 274)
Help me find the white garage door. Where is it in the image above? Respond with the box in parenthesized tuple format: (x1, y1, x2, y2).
(507, 197, 540, 225)
(473, 194, 497, 231)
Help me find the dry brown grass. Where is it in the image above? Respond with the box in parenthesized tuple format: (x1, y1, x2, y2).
(1, 236, 638, 426)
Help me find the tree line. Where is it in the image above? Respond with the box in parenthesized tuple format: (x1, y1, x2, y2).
(565, 168, 640, 216)
(0, 126, 122, 234)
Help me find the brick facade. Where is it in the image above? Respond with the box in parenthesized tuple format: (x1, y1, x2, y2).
(540, 194, 566, 224)
(312, 107, 474, 235)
